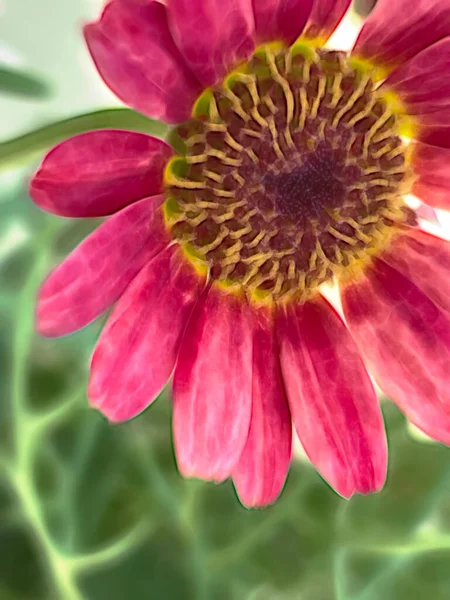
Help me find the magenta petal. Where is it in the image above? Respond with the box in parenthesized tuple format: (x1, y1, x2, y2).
(417, 113, 450, 150)
(381, 37, 450, 145)
(84, 0, 202, 123)
(412, 142, 450, 209)
(233, 310, 292, 508)
(413, 181, 450, 210)
(413, 143, 450, 189)
(383, 39, 450, 116)
(381, 230, 450, 315)
(304, 0, 352, 40)
(89, 246, 205, 423)
(30, 131, 173, 217)
(38, 195, 168, 337)
(353, 0, 450, 68)
(341, 260, 450, 445)
(277, 296, 387, 498)
(252, 0, 313, 45)
(173, 288, 253, 482)
(167, 0, 255, 87)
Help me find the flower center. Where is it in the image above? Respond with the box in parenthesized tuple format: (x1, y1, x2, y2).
(164, 44, 414, 303)
(262, 145, 347, 220)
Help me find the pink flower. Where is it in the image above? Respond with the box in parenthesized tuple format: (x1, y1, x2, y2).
(30, 0, 450, 507)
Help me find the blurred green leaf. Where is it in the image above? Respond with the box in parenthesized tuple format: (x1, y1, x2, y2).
(0, 66, 52, 99)
(0, 109, 168, 171)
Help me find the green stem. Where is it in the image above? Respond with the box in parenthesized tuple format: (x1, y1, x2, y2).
(0, 108, 168, 171)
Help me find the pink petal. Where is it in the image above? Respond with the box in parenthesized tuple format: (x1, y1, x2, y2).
(341, 259, 450, 445)
(233, 310, 292, 508)
(412, 143, 450, 209)
(412, 143, 450, 188)
(84, 0, 202, 124)
(413, 181, 450, 210)
(38, 195, 169, 337)
(30, 131, 173, 217)
(418, 114, 450, 150)
(173, 287, 253, 482)
(379, 38, 450, 148)
(353, 0, 450, 69)
(89, 246, 205, 423)
(252, 0, 313, 45)
(167, 0, 255, 87)
(304, 0, 352, 40)
(382, 229, 450, 315)
(414, 203, 439, 224)
(277, 296, 387, 498)
(382, 38, 450, 115)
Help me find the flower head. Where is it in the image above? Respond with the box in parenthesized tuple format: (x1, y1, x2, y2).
(30, 0, 450, 507)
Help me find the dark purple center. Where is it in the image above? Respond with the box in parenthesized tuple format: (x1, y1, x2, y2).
(262, 145, 347, 222)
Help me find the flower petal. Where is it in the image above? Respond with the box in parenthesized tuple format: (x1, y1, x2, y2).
(167, 0, 255, 87)
(414, 202, 439, 224)
(30, 131, 173, 217)
(380, 38, 450, 148)
(38, 196, 169, 337)
(341, 259, 450, 445)
(173, 287, 253, 482)
(353, 0, 450, 69)
(412, 143, 450, 188)
(84, 0, 202, 123)
(304, 0, 352, 41)
(277, 296, 387, 498)
(233, 310, 292, 508)
(416, 113, 450, 150)
(413, 181, 450, 210)
(412, 143, 450, 209)
(382, 38, 450, 115)
(381, 229, 450, 315)
(89, 246, 204, 423)
(252, 0, 313, 45)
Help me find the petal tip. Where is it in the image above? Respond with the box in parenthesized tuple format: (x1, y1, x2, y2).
(235, 488, 282, 509)
(175, 454, 231, 484)
(88, 394, 128, 424)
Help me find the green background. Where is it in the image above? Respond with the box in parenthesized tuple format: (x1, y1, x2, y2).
(1, 1, 450, 598)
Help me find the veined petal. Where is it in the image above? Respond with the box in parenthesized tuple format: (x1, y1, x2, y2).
(167, 0, 255, 87)
(415, 113, 450, 150)
(353, 0, 450, 69)
(233, 310, 292, 508)
(382, 38, 450, 115)
(173, 286, 253, 482)
(277, 296, 387, 499)
(304, 0, 352, 41)
(413, 181, 450, 210)
(252, 0, 313, 45)
(84, 0, 202, 124)
(381, 229, 450, 315)
(30, 131, 173, 217)
(89, 246, 205, 423)
(412, 143, 450, 209)
(412, 143, 450, 187)
(380, 38, 450, 150)
(341, 259, 450, 445)
(38, 195, 168, 337)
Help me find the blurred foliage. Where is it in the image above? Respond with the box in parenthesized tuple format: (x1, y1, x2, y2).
(0, 142, 450, 599)
(0, 67, 52, 99)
